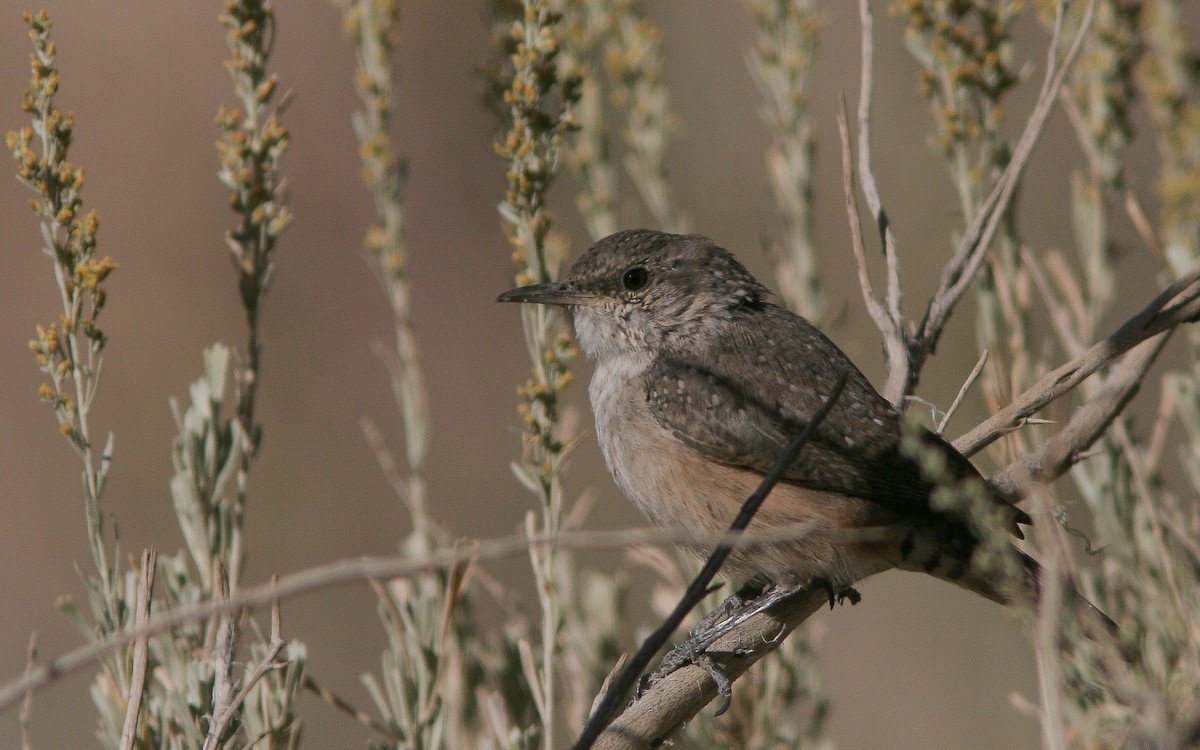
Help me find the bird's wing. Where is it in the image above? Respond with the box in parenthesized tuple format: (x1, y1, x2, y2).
(646, 304, 1027, 529)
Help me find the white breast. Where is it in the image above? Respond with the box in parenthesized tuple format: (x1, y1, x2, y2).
(590, 354, 733, 530)
(590, 355, 672, 523)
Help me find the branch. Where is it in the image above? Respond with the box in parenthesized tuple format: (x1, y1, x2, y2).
(203, 637, 286, 750)
(955, 263, 1200, 457)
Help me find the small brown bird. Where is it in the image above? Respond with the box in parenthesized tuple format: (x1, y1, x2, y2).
(500, 229, 1041, 605)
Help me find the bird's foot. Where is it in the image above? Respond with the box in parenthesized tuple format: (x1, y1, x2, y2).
(641, 581, 793, 715)
(818, 578, 862, 609)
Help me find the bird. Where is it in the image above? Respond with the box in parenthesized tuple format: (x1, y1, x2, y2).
(498, 229, 1058, 608)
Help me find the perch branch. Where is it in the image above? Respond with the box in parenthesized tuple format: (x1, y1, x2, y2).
(593, 587, 829, 750)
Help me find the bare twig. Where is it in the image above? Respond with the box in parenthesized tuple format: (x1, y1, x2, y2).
(118, 549, 156, 750)
(838, 96, 896, 361)
(572, 375, 848, 750)
(20, 633, 35, 750)
(989, 334, 1170, 497)
(203, 635, 286, 750)
(0, 523, 837, 713)
(1124, 189, 1166, 269)
(305, 675, 399, 740)
(204, 569, 237, 750)
(955, 263, 1200, 457)
(938, 349, 989, 435)
(915, 1, 1095, 390)
(854, 0, 907, 404)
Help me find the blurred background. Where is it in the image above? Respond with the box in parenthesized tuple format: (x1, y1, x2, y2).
(0, 1, 1171, 747)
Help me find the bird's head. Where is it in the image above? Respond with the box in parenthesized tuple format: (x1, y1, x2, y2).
(498, 229, 769, 360)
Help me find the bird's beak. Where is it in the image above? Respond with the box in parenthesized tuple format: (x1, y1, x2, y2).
(497, 282, 591, 306)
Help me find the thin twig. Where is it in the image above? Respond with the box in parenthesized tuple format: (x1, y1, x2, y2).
(204, 569, 236, 750)
(305, 675, 399, 740)
(203, 636, 286, 750)
(1124, 189, 1166, 269)
(837, 95, 894, 353)
(855, 0, 908, 405)
(572, 374, 849, 750)
(917, 1, 1096, 386)
(19, 633, 35, 750)
(989, 333, 1170, 497)
(0, 522, 843, 713)
(938, 349, 988, 434)
(955, 263, 1200, 457)
(118, 549, 156, 750)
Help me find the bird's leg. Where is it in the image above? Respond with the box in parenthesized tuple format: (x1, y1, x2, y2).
(643, 579, 796, 715)
(686, 575, 770, 637)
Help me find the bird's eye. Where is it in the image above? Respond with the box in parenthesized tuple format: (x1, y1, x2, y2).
(622, 266, 649, 291)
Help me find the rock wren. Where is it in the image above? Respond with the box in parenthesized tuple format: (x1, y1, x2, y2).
(499, 229, 1033, 602)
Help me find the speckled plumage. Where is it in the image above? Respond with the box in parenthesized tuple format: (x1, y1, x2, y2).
(500, 229, 1031, 599)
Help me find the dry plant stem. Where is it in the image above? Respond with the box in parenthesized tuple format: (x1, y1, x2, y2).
(20, 633, 35, 750)
(304, 675, 400, 741)
(988, 333, 1169, 498)
(838, 96, 899, 378)
(939, 349, 989, 434)
(912, 1, 1095, 393)
(0, 523, 837, 714)
(206, 571, 237, 750)
(117, 549, 156, 750)
(1030, 488, 1068, 750)
(853, 0, 907, 405)
(572, 375, 848, 750)
(336, 0, 432, 537)
(203, 629, 285, 750)
(955, 264, 1200, 457)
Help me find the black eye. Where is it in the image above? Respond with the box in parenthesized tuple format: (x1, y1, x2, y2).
(622, 266, 649, 291)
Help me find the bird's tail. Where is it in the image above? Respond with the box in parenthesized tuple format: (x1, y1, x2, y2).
(949, 548, 1122, 645)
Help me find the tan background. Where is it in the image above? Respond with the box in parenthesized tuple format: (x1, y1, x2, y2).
(0, 1, 1166, 747)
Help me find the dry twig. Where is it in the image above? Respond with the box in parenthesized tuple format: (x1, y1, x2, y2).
(955, 264, 1200, 458)
(117, 550, 156, 750)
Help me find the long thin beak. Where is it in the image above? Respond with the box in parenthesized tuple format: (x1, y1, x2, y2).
(497, 282, 591, 306)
